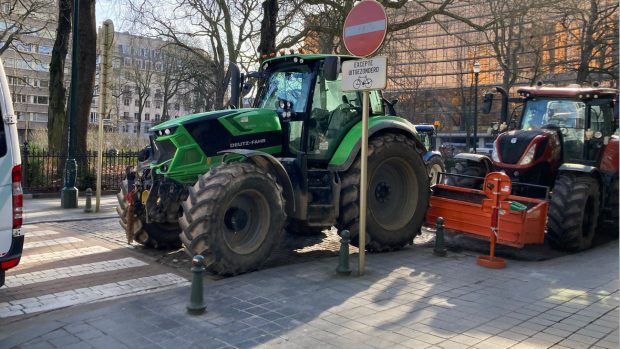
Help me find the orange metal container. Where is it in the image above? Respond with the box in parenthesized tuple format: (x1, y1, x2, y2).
(426, 183, 547, 248)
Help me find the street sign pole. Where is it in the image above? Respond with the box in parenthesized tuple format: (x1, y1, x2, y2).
(359, 90, 369, 275)
(96, 20, 114, 212)
(342, 0, 388, 276)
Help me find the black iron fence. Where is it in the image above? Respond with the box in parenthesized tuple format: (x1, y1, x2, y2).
(21, 148, 138, 193)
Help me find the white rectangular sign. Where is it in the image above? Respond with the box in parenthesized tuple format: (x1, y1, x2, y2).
(341, 56, 387, 92)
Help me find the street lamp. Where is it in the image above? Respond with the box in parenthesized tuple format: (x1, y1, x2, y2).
(60, 0, 79, 208)
(473, 61, 480, 154)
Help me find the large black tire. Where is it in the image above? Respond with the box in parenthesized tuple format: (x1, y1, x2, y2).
(599, 176, 619, 236)
(180, 163, 286, 275)
(116, 180, 181, 249)
(426, 156, 445, 186)
(286, 219, 331, 236)
(445, 161, 486, 188)
(337, 133, 430, 251)
(547, 173, 600, 252)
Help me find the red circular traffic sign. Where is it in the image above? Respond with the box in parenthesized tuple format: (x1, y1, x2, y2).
(343, 0, 387, 57)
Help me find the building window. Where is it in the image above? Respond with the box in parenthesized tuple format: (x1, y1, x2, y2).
(155, 101, 161, 109)
(123, 112, 129, 119)
(90, 112, 97, 123)
(145, 100, 150, 108)
(155, 114, 160, 121)
(134, 112, 139, 119)
(33, 96, 48, 105)
(123, 98, 130, 106)
(144, 113, 150, 121)
(124, 57, 131, 67)
(122, 124, 129, 132)
(174, 103, 180, 111)
(135, 99, 139, 107)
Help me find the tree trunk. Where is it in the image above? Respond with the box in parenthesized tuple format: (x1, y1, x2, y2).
(47, 0, 72, 154)
(257, 0, 278, 58)
(74, 0, 96, 155)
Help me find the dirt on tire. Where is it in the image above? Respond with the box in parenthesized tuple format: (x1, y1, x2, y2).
(180, 162, 286, 276)
(116, 179, 181, 249)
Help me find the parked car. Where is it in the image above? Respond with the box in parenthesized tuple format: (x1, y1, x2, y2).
(0, 59, 23, 287)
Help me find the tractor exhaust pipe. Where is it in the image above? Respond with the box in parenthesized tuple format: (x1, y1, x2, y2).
(229, 63, 241, 109)
(495, 87, 509, 123)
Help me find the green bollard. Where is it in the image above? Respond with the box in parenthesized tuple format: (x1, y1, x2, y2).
(337, 230, 352, 276)
(84, 188, 93, 213)
(434, 217, 447, 257)
(187, 255, 207, 315)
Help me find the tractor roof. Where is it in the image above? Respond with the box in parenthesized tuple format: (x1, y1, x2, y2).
(517, 85, 618, 99)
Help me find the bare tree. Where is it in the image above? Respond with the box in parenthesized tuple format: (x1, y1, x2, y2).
(126, 59, 154, 135)
(158, 46, 191, 121)
(0, 0, 55, 56)
(556, 0, 618, 84)
(126, 0, 261, 109)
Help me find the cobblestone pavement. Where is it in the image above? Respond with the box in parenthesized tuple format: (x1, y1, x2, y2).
(0, 224, 189, 321)
(1, 237, 617, 349)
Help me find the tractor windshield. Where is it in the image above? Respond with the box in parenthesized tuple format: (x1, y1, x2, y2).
(521, 99, 586, 130)
(257, 66, 313, 114)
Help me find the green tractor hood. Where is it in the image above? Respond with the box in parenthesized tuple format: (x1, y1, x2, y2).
(149, 108, 283, 184)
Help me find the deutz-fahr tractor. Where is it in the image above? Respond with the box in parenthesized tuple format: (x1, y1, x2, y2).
(449, 84, 619, 252)
(117, 54, 430, 275)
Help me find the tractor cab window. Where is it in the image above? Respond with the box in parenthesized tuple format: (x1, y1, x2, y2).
(306, 68, 362, 160)
(257, 66, 313, 114)
(521, 99, 586, 160)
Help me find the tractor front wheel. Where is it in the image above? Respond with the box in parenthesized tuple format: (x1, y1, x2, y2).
(427, 156, 445, 186)
(180, 163, 286, 275)
(445, 161, 486, 188)
(337, 133, 429, 252)
(547, 173, 600, 252)
(599, 176, 618, 236)
(116, 180, 181, 249)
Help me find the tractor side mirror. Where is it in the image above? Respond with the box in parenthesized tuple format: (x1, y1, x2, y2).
(323, 56, 341, 81)
(481, 93, 493, 114)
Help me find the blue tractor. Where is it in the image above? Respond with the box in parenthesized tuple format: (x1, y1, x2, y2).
(415, 124, 445, 185)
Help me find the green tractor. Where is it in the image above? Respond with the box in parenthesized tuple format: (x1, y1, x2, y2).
(117, 54, 430, 275)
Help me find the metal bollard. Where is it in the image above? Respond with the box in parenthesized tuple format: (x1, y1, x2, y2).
(434, 217, 447, 257)
(336, 230, 352, 276)
(187, 255, 207, 315)
(84, 188, 93, 213)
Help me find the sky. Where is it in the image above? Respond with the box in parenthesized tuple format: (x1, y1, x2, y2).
(95, 1, 127, 32)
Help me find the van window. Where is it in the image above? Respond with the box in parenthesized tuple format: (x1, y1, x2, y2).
(0, 123, 6, 158)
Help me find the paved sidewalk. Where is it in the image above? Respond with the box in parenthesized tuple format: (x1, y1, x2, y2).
(1, 239, 617, 349)
(23, 195, 118, 224)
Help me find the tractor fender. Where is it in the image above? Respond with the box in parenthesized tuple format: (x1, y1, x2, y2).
(219, 149, 295, 216)
(453, 153, 494, 172)
(328, 117, 425, 172)
(558, 163, 599, 175)
(423, 151, 442, 162)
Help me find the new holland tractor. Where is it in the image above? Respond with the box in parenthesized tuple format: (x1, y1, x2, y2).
(117, 54, 430, 275)
(448, 84, 619, 252)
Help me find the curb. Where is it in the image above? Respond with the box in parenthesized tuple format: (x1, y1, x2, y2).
(24, 215, 118, 225)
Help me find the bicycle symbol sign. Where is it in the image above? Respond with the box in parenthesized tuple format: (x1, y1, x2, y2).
(353, 76, 373, 90)
(341, 56, 387, 92)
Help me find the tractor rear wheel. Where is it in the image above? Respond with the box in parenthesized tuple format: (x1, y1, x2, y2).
(547, 173, 600, 252)
(180, 163, 286, 275)
(337, 133, 429, 252)
(116, 180, 181, 249)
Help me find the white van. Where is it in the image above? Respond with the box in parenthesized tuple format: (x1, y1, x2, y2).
(0, 59, 23, 287)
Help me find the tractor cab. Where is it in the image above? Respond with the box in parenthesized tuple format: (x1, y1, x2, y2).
(515, 86, 617, 165)
(249, 55, 385, 164)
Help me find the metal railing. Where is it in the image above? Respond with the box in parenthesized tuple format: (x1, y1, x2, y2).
(21, 148, 138, 193)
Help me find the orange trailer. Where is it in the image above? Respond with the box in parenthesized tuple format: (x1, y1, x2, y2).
(426, 172, 549, 268)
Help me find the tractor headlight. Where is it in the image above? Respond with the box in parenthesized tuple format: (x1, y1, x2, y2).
(518, 144, 537, 165)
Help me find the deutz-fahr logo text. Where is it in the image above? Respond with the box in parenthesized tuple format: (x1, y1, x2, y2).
(230, 138, 267, 148)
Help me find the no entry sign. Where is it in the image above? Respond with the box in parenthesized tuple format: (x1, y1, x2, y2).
(343, 0, 387, 57)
